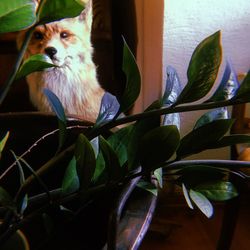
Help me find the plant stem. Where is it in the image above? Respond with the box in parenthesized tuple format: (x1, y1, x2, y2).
(90, 98, 243, 137)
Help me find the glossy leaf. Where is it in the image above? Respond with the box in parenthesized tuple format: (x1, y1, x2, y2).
(61, 157, 80, 195)
(44, 88, 67, 151)
(139, 125, 180, 171)
(175, 31, 222, 105)
(177, 165, 225, 188)
(154, 168, 163, 188)
(234, 71, 250, 102)
(0, 131, 9, 157)
(108, 125, 132, 166)
(162, 66, 181, 129)
(119, 38, 141, 113)
(92, 151, 106, 184)
(96, 92, 120, 126)
(74, 134, 96, 189)
(194, 181, 238, 201)
(127, 102, 162, 170)
(38, 0, 85, 24)
(137, 180, 158, 196)
(177, 119, 234, 159)
(99, 136, 122, 181)
(0, 0, 36, 33)
(182, 183, 194, 209)
(16, 54, 56, 80)
(209, 60, 239, 101)
(189, 189, 213, 218)
(0, 187, 16, 211)
(194, 107, 229, 130)
(15, 155, 28, 214)
(209, 134, 250, 149)
(162, 65, 182, 105)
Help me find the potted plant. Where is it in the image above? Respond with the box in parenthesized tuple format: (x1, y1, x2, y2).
(0, 0, 250, 249)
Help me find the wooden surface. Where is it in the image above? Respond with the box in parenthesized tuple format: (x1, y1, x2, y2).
(140, 192, 250, 250)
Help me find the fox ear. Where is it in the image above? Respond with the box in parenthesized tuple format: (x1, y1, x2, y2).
(79, 0, 93, 30)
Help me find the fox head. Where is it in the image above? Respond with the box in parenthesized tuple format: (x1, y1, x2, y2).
(16, 0, 105, 122)
(17, 0, 93, 68)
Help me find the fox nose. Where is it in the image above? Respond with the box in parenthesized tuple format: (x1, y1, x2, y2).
(45, 47, 57, 59)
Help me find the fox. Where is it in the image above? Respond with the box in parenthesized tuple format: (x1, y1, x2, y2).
(16, 0, 105, 122)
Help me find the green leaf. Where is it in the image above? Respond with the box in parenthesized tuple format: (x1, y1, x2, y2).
(177, 166, 225, 188)
(61, 156, 80, 195)
(194, 107, 229, 130)
(177, 119, 234, 159)
(16, 54, 56, 80)
(74, 134, 96, 189)
(44, 88, 67, 151)
(209, 134, 250, 149)
(182, 183, 194, 209)
(194, 181, 238, 201)
(139, 125, 180, 171)
(119, 38, 141, 113)
(92, 151, 106, 185)
(234, 71, 250, 102)
(175, 31, 222, 105)
(189, 189, 213, 218)
(137, 180, 158, 196)
(0, 131, 9, 155)
(107, 125, 132, 166)
(38, 0, 85, 24)
(95, 92, 120, 126)
(154, 168, 163, 188)
(127, 102, 162, 170)
(208, 60, 239, 101)
(0, 0, 36, 33)
(99, 136, 122, 181)
(0, 186, 16, 211)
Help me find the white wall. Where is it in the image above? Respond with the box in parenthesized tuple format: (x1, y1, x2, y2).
(163, 0, 250, 159)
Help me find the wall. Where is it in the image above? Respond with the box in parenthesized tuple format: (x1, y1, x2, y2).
(163, 0, 250, 159)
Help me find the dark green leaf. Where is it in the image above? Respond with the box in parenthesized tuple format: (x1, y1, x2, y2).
(182, 183, 194, 209)
(139, 125, 180, 171)
(177, 165, 225, 188)
(108, 125, 132, 166)
(175, 31, 222, 104)
(0, 131, 9, 156)
(209, 134, 250, 149)
(119, 38, 141, 113)
(154, 168, 163, 188)
(209, 60, 239, 101)
(16, 54, 56, 80)
(0, 187, 16, 211)
(162, 65, 182, 105)
(194, 107, 229, 130)
(189, 189, 213, 218)
(127, 102, 162, 170)
(96, 92, 120, 126)
(74, 134, 96, 189)
(38, 0, 85, 24)
(137, 180, 158, 196)
(44, 88, 67, 151)
(194, 181, 238, 201)
(234, 71, 250, 102)
(43, 88, 66, 123)
(92, 151, 106, 184)
(0, 0, 36, 33)
(177, 119, 234, 159)
(99, 136, 122, 181)
(61, 156, 80, 195)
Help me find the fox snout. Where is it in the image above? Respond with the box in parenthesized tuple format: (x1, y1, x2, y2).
(44, 47, 57, 59)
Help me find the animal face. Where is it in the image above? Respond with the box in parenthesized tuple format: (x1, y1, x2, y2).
(16, 0, 105, 122)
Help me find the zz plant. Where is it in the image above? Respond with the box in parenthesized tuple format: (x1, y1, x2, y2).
(0, 0, 250, 248)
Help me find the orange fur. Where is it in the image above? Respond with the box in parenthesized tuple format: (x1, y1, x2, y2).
(17, 0, 104, 122)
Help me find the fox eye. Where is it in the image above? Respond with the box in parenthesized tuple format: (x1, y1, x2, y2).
(60, 32, 69, 39)
(33, 31, 43, 40)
